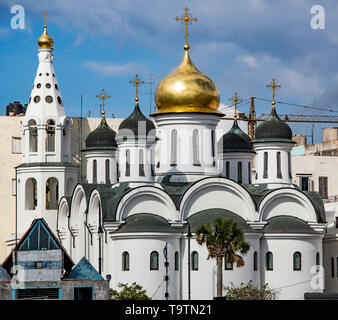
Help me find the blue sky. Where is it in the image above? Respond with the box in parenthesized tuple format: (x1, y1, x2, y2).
(1, 0, 338, 141)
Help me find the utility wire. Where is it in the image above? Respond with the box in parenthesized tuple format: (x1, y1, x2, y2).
(151, 280, 165, 299)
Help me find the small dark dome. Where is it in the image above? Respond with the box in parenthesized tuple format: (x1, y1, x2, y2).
(85, 117, 117, 149)
(255, 107, 293, 141)
(118, 102, 155, 138)
(218, 120, 253, 153)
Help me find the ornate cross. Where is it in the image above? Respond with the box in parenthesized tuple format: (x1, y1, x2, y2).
(266, 78, 281, 103)
(96, 89, 110, 117)
(129, 74, 144, 102)
(41, 10, 48, 26)
(176, 7, 198, 50)
(229, 92, 243, 120)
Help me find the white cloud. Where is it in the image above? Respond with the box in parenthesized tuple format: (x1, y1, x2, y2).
(83, 61, 147, 77)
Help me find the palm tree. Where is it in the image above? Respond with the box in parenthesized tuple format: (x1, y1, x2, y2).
(195, 217, 250, 297)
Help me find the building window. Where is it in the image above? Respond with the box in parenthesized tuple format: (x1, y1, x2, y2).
(335, 217, 338, 228)
(12, 137, 22, 154)
(28, 119, 38, 152)
(16, 288, 60, 300)
(237, 161, 242, 184)
(151, 149, 155, 176)
(263, 152, 268, 178)
(192, 129, 200, 166)
(248, 162, 251, 184)
(125, 150, 130, 176)
(276, 152, 282, 179)
(288, 152, 292, 179)
(316, 252, 320, 272)
(93, 160, 97, 183)
(293, 252, 301, 271)
(300, 177, 309, 191)
(331, 257, 334, 278)
(150, 251, 159, 270)
(139, 149, 145, 176)
(225, 252, 233, 270)
(45, 120, 55, 152)
(253, 251, 258, 271)
(319, 176, 328, 199)
(170, 130, 177, 166)
(12, 179, 16, 196)
(25, 178, 37, 210)
(74, 287, 93, 300)
(211, 130, 215, 166)
(105, 159, 110, 184)
(45, 177, 59, 210)
(226, 161, 230, 179)
(122, 251, 130, 271)
(266, 251, 273, 271)
(175, 251, 179, 271)
(191, 251, 199, 271)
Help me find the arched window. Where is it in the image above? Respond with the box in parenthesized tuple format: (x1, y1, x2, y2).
(151, 149, 155, 176)
(316, 252, 320, 272)
(266, 251, 273, 271)
(211, 130, 215, 166)
(288, 152, 292, 178)
(175, 251, 179, 271)
(126, 150, 130, 176)
(192, 129, 200, 166)
(139, 149, 145, 176)
(105, 159, 110, 184)
(150, 251, 159, 270)
(25, 178, 37, 210)
(248, 162, 252, 184)
(293, 252, 301, 271)
(191, 251, 199, 271)
(237, 161, 242, 183)
(122, 251, 130, 271)
(225, 252, 233, 270)
(28, 119, 38, 152)
(93, 160, 97, 183)
(263, 152, 268, 178)
(45, 120, 55, 152)
(226, 161, 230, 179)
(277, 152, 282, 178)
(46, 177, 58, 210)
(254, 251, 258, 271)
(170, 130, 177, 166)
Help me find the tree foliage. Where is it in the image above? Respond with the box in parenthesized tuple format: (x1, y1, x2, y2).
(224, 280, 280, 300)
(195, 217, 250, 297)
(110, 282, 150, 300)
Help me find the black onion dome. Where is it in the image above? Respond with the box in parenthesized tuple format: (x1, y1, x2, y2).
(254, 107, 293, 142)
(218, 119, 254, 153)
(118, 102, 155, 138)
(85, 117, 117, 149)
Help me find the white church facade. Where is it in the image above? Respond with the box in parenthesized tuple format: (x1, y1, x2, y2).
(10, 15, 338, 300)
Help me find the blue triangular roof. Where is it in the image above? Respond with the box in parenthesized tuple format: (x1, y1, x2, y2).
(0, 264, 10, 281)
(66, 257, 104, 281)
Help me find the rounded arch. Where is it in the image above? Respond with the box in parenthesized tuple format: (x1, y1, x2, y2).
(46, 177, 59, 209)
(179, 177, 256, 221)
(69, 184, 87, 225)
(66, 177, 75, 197)
(27, 119, 38, 153)
(87, 189, 102, 227)
(45, 119, 56, 152)
(259, 188, 318, 222)
(57, 197, 70, 232)
(25, 178, 37, 210)
(115, 186, 177, 222)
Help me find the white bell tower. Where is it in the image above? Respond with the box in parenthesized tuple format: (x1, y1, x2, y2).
(16, 15, 78, 237)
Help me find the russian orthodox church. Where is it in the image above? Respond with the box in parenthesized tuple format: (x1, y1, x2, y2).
(11, 12, 337, 300)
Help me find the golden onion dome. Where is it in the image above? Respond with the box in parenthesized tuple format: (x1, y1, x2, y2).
(153, 49, 221, 115)
(38, 25, 54, 49)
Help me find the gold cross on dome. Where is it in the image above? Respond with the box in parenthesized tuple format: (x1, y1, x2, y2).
(176, 7, 198, 51)
(129, 74, 144, 102)
(266, 78, 281, 103)
(96, 89, 110, 117)
(229, 92, 243, 120)
(41, 10, 48, 26)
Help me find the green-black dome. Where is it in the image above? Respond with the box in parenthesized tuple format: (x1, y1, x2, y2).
(218, 119, 254, 153)
(85, 117, 117, 149)
(118, 102, 155, 138)
(254, 106, 293, 142)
